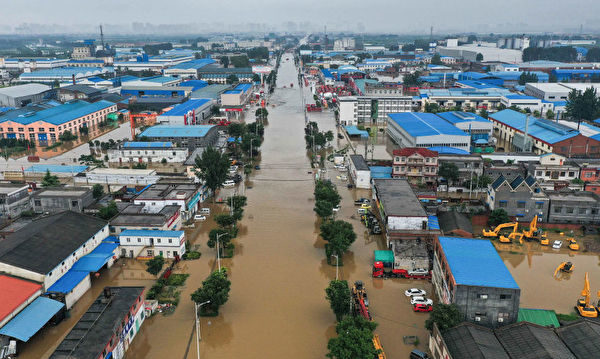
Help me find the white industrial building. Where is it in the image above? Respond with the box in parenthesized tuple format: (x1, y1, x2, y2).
(74, 168, 161, 187)
(524, 83, 600, 102)
(338, 95, 413, 126)
(387, 113, 471, 152)
(156, 98, 213, 125)
(119, 229, 186, 259)
(348, 154, 371, 189)
(108, 142, 189, 165)
(0, 84, 51, 108)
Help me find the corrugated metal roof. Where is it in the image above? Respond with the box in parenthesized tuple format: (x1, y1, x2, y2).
(0, 296, 64, 342)
(24, 164, 88, 173)
(0, 83, 51, 97)
(161, 99, 211, 117)
(439, 236, 519, 289)
(46, 270, 89, 294)
(518, 308, 560, 328)
(122, 142, 173, 149)
(388, 112, 469, 137)
(0, 275, 41, 323)
(120, 229, 184, 237)
(140, 125, 214, 138)
(490, 109, 580, 144)
(428, 215, 440, 230)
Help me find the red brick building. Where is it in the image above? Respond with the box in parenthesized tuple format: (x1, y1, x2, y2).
(392, 148, 439, 185)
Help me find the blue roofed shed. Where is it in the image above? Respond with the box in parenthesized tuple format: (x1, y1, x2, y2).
(70, 242, 119, 273)
(46, 270, 89, 294)
(0, 296, 64, 342)
(344, 125, 369, 138)
(369, 166, 392, 179)
(24, 164, 88, 174)
(140, 125, 215, 138)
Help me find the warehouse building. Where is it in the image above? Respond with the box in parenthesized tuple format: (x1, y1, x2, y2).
(436, 111, 493, 143)
(418, 87, 512, 111)
(432, 236, 520, 328)
(387, 112, 471, 152)
(120, 84, 194, 98)
(220, 83, 253, 107)
(108, 142, 189, 165)
(1, 58, 69, 70)
(74, 168, 160, 187)
(156, 99, 213, 125)
(139, 125, 219, 150)
(489, 109, 600, 157)
(163, 58, 216, 78)
(18, 67, 114, 83)
(0, 84, 51, 108)
(197, 66, 254, 83)
(31, 187, 94, 214)
(190, 84, 231, 101)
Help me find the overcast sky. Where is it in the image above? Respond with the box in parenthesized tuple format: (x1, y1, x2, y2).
(2, 0, 600, 34)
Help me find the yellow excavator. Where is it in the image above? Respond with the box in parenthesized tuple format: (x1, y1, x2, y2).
(576, 272, 598, 318)
(567, 237, 579, 251)
(372, 334, 387, 359)
(554, 261, 574, 277)
(483, 222, 518, 238)
(540, 233, 549, 246)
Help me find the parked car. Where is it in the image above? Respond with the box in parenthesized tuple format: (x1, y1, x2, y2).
(337, 166, 347, 171)
(232, 174, 243, 183)
(410, 296, 433, 306)
(553, 240, 563, 249)
(223, 180, 235, 187)
(354, 198, 370, 206)
(194, 215, 207, 221)
(357, 208, 368, 215)
(410, 349, 431, 359)
(333, 205, 341, 212)
(408, 268, 429, 276)
(370, 224, 382, 235)
(254, 165, 261, 170)
(412, 303, 433, 312)
(200, 208, 211, 215)
(336, 175, 348, 181)
(229, 165, 238, 172)
(337, 133, 344, 139)
(360, 203, 371, 210)
(405, 288, 426, 297)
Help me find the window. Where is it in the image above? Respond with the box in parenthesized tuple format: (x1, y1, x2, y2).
(500, 294, 512, 300)
(168, 238, 172, 244)
(157, 238, 161, 243)
(536, 171, 542, 176)
(38, 128, 45, 132)
(545, 171, 550, 176)
(476, 294, 488, 299)
(127, 238, 130, 243)
(554, 206, 562, 213)
(138, 238, 141, 242)
(579, 208, 588, 215)
(560, 171, 566, 177)
(566, 207, 574, 214)
(34, 199, 41, 206)
(49, 128, 55, 132)
(585, 172, 594, 178)
(568, 171, 575, 177)
(517, 201, 526, 209)
(499, 201, 507, 208)
(535, 202, 543, 209)
(71, 200, 78, 207)
(18, 127, 24, 132)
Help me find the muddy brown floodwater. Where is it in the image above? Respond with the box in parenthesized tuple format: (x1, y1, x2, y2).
(19, 56, 432, 359)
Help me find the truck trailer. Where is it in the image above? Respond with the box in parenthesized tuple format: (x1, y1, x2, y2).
(372, 250, 431, 279)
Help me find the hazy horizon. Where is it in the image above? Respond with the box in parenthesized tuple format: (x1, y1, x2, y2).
(1, 0, 600, 35)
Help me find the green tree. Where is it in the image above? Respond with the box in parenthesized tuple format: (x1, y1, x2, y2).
(488, 208, 510, 226)
(208, 228, 232, 249)
(478, 108, 489, 119)
(475, 53, 484, 62)
(321, 220, 356, 256)
(227, 195, 247, 210)
(227, 122, 247, 138)
(325, 280, 351, 321)
(438, 162, 459, 189)
(403, 71, 421, 87)
(327, 316, 379, 359)
(566, 87, 600, 130)
(314, 200, 334, 219)
(41, 170, 60, 187)
(476, 174, 492, 189)
(92, 184, 104, 199)
(59, 130, 77, 142)
(430, 53, 442, 65)
(230, 55, 249, 68)
(325, 130, 334, 144)
(425, 303, 462, 331)
(191, 268, 231, 314)
(255, 107, 269, 118)
(424, 102, 440, 113)
(195, 147, 230, 203)
(226, 74, 239, 84)
(247, 122, 265, 136)
(220, 56, 229, 68)
(252, 73, 261, 82)
(546, 109, 556, 120)
(518, 71, 539, 85)
(314, 180, 341, 208)
(98, 201, 119, 220)
(587, 47, 600, 62)
(215, 214, 236, 228)
(549, 73, 558, 83)
(145, 256, 165, 276)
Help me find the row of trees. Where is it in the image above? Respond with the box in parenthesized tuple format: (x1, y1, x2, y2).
(208, 195, 248, 258)
(305, 122, 334, 151)
(522, 46, 578, 62)
(565, 87, 600, 129)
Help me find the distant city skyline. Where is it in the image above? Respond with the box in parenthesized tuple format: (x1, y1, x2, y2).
(1, 0, 600, 35)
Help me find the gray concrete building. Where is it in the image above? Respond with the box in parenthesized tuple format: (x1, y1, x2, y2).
(0, 184, 31, 219)
(547, 191, 600, 224)
(0, 84, 51, 108)
(439, 154, 484, 185)
(486, 175, 549, 222)
(31, 187, 94, 214)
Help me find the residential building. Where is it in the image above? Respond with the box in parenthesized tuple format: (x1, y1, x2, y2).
(392, 148, 438, 186)
(387, 113, 471, 153)
(338, 95, 413, 126)
(138, 125, 219, 150)
(118, 229, 185, 259)
(418, 87, 513, 111)
(156, 99, 213, 126)
(438, 211, 473, 237)
(489, 109, 600, 156)
(0, 184, 31, 219)
(133, 183, 206, 221)
(109, 204, 181, 235)
(529, 153, 580, 186)
(0, 84, 51, 108)
(432, 236, 521, 328)
(197, 66, 254, 83)
(487, 175, 549, 222)
(347, 154, 370, 189)
(56, 84, 104, 102)
(0, 211, 108, 290)
(573, 159, 600, 183)
(50, 286, 146, 359)
(71, 46, 92, 59)
(438, 154, 484, 186)
(0, 100, 117, 144)
(547, 191, 600, 224)
(108, 142, 189, 165)
(484, 161, 527, 182)
(74, 168, 160, 187)
(31, 187, 94, 214)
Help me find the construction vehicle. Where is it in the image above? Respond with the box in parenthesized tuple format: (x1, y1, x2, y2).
(567, 237, 579, 251)
(351, 281, 387, 359)
(554, 261, 574, 277)
(372, 250, 431, 279)
(482, 222, 518, 238)
(522, 216, 540, 239)
(540, 233, 549, 246)
(576, 272, 598, 318)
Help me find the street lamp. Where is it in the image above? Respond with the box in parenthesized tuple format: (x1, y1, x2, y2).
(216, 232, 230, 271)
(195, 300, 210, 359)
(331, 254, 339, 281)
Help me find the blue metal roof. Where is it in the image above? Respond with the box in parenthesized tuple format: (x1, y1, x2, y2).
(19, 67, 111, 78)
(388, 113, 469, 137)
(179, 80, 208, 91)
(455, 80, 502, 89)
(169, 58, 215, 70)
(490, 109, 579, 144)
(24, 164, 88, 174)
(120, 229, 184, 238)
(122, 141, 173, 148)
(140, 125, 215, 138)
(369, 166, 392, 179)
(344, 125, 369, 138)
(436, 111, 490, 124)
(161, 99, 211, 117)
(0, 100, 114, 126)
(46, 270, 89, 294)
(141, 76, 178, 84)
(439, 236, 519, 289)
(504, 94, 539, 100)
(224, 90, 242, 94)
(427, 146, 470, 154)
(0, 296, 64, 342)
(70, 242, 118, 273)
(428, 215, 440, 230)
(487, 71, 549, 82)
(234, 83, 252, 92)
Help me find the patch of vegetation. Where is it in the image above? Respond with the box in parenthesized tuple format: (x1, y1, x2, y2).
(166, 273, 190, 286)
(556, 312, 579, 322)
(182, 251, 201, 260)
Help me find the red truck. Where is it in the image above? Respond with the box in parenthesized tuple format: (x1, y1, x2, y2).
(306, 104, 322, 112)
(372, 250, 431, 279)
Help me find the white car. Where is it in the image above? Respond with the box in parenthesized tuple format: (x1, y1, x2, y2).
(336, 175, 348, 181)
(553, 240, 563, 249)
(410, 296, 433, 306)
(337, 166, 347, 171)
(230, 165, 238, 171)
(333, 205, 341, 212)
(194, 215, 207, 221)
(405, 288, 426, 297)
(408, 268, 429, 276)
(223, 180, 235, 187)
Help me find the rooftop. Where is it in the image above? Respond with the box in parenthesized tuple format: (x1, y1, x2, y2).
(190, 84, 231, 100)
(24, 164, 89, 174)
(122, 141, 174, 149)
(442, 322, 509, 359)
(140, 125, 215, 138)
(120, 229, 184, 238)
(490, 109, 580, 144)
(135, 183, 198, 201)
(0, 83, 51, 97)
(393, 147, 438, 157)
(50, 287, 144, 359)
(161, 99, 212, 117)
(349, 154, 369, 171)
(0, 275, 42, 324)
(373, 179, 427, 218)
(33, 187, 90, 198)
(438, 236, 519, 289)
(556, 319, 600, 359)
(0, 211, 107, 275)
(495, 322, 575, 359)
(388, 112, 469, 137)
(438, 211, 473, 235)
(518, 308, 560, 328)
(0, 100, 114, 126)
(168, 58, 216, 70)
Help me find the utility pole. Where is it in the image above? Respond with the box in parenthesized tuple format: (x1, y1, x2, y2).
(99, 25, 105, 51)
